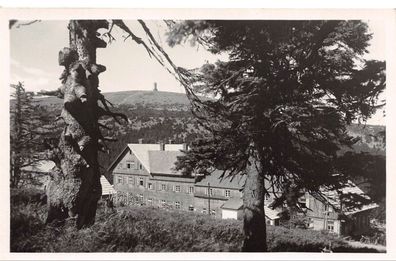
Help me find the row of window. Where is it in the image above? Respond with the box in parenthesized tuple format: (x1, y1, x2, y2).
(139, 196, 190, 210)
(116, 176, 241, 198)
(116, 176, 195, 194)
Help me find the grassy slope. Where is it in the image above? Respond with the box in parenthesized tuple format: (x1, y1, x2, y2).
(11, 188, 381, 253)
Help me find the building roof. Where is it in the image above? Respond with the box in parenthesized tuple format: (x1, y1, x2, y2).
(195, 170, 246, 190)
(21, 160, 55, 173)
(317, 180, 379, 216)
(108, 143, 184, 173)
(129, 144, 183, 172)
(221, 197, 244, 210)
(101, 176, 116, 195)
(221, 197, 281, 220)
(265, 206, 281, 220)
(148, 150, 184, 175)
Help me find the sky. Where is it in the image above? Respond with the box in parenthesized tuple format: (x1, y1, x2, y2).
(10, 20, 386, 125)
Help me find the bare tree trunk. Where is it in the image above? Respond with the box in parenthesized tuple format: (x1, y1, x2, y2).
(46, 20, 110, 229)
(242, 155, 267, 252)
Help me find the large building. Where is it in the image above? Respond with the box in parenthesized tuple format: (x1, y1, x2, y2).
(108, 142, 377, 236)
(108, 142, 257, 218)
(108, 143, 196, 211)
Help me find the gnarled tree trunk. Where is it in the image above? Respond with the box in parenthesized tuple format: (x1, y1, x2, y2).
(242, 155, 267, 252)
(46, 20, 111, 229)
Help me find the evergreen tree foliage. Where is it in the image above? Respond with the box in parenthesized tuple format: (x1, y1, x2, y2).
(10, 82, 53, 187)
(168, 20, 386, 251)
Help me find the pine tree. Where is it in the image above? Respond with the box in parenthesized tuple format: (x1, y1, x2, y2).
(10, 82, 51, 187)
(169, 20, 386, 251)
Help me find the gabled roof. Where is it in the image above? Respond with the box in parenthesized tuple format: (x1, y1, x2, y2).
(148, 150, 184, 175)
(221, 197, 243, 210)
(195, 170, 246, 190)
(107, 143, 184, 174)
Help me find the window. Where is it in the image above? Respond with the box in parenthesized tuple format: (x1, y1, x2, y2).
(299, 197, 307, 208)
(161, 200, 166, 206)
(225, 190, 231, 197)
(161, 184, 167, 191)
(188, 186, 194, 194)
(139, 163, 143, 170)
(148, 183, 153, 190)
(210, 210, 216, 216)
(175, 185, 181, 193)
(265, 194, 270, 200)
(327, 220, 334, 231)
(128, 177, 134, 185)
(209, 188, 214, 196)
(147, 198, 153, 205)
(202, 208, 207, 214)
(139, 177, 144, 186)
(175, 201, 181, 209)
(117, 176, 123, 184)
(118, 163, 123, 169)
(127, 161, 135, 169)
(188, 205, 194, 211)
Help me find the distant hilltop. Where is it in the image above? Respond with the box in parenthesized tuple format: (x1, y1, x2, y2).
(33, 90, 192, 108)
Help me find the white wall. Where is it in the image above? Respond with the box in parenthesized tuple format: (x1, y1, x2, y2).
(222, 209, 238, 219)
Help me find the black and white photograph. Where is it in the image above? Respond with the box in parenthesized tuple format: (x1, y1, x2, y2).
(2, 7, 394, 259)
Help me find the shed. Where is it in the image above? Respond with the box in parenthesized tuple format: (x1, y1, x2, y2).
(221, 197, 281, 225)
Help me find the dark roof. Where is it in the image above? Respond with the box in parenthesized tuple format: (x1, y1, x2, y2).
(195, 170, 246, 190)
(148, 150, 184, 175)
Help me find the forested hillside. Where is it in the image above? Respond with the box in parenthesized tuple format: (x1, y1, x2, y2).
(24, 90, 385, 184)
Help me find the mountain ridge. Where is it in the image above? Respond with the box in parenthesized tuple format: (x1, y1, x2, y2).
(32, 90, 191, 109)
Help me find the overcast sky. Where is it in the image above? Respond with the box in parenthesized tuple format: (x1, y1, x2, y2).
(10, 20, 386, 125)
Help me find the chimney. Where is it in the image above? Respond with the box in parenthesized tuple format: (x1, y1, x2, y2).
(160, 142, 165, 151)
(183, 143, 188, 151)
(138, 138, 143, 144)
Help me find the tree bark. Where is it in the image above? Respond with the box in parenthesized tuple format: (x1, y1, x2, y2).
(242, 155, 267, 252)
(46, 20, 109, 228)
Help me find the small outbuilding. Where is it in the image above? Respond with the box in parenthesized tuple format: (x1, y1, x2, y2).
(221, 197, 244, 220)
(221, 197, 281, 225)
